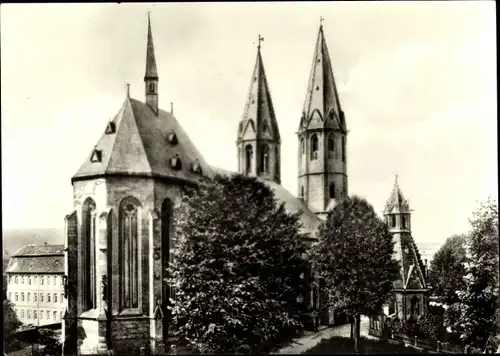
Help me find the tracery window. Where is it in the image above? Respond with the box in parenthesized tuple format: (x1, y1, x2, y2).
(120, 197, 141, 310)
(82, 198, 97, 310)
(310, 134, 318, 160)
(245, 145, 253, 174)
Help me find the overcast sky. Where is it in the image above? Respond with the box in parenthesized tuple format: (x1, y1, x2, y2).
(1, 2, 497, 244)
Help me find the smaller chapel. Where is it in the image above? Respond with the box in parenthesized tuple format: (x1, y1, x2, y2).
(369, 177, 431, 337)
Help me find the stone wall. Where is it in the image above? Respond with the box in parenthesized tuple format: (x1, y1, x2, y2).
(110, 318, 150, 354)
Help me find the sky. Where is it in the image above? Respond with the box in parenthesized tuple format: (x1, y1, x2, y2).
(1, 2, 497, 244)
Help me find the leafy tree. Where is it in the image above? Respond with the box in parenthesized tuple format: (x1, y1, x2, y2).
(415, 305, 447, 342)
(452, 198, 499, 353)
(168, 174, 309, 354)
(428, 234, 467, 306)
(311, 196, 400, 353)
(3, 299, 22, 351)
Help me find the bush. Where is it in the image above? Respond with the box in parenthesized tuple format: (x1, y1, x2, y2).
(414, 305, 446, 341)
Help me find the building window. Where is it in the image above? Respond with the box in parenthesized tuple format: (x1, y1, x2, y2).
(120, 197, 141, 310)
(27, 293, 31, 303)
(34, 294, 37, 302)
(60, 311, 64, 320)
(411, 296, 420, 316)
(15, 293, 18, 301)
(41, 294, 44, 302)
(28, 277, 31, 285)
(342, 137, 346, 162)
(329, 182, 335, 199)
(21, 293, 24, 302)
(149, 83, 155, 93)
(21, 276, 24, 284)
(46, 311, 50, 320)
(47, 294, 51, 303)
(245, 145, 253, 175)
(15, 276, 18, 284)
(53, 311, 57, 321)
(328, 134, 335, 158)
(310, 134, 318, 160)
(8, 292, 12, 301)
(54, 294, 57, 303)
(34, 311, 37, 319)
(34, 275, 37, 282)
(61, 293, 64, 303)
(260, 145, 269, 174)
(48, 276, 51, 286)
(300, 137, 305, 155)
(21, 310, 24, 318)
(41, 277, 44, 285)
(301, 186, 304, 197)
(28, 310, 31, 319)
(82, 198, 97, 310)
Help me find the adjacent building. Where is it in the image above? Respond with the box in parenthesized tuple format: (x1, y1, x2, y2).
(62, 14, 347, 355)
(369, 177, 431, 337)
(5, 244, 66, 327)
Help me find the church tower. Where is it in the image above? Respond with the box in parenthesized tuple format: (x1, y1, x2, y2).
(297, 20, 347, 219)
(237, 36, 281, 184)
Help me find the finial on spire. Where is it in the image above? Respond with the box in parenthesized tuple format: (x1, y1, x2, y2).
(395, 174, 399, 184)
(257, 34, 264, 49)
(126, 83, 130, 98)
(170, 101, 174, 114)
(320, 16, 324, 27)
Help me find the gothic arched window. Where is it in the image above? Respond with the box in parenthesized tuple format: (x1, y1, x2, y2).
(329, 182, 335, 199)
(82, 197, 96, 311)
(161, 198, 174, 343)
(342, 136, 346, 162)
(275, 146, 280, 177)
(328, 134, 335, 158)
(245, 145, 253, 174)
(149, 83, 155, 93)
(119, 197, 141, 310)
(310, 134, 318, 160)
(391, 215, 396, 228)
(301, 186, 304, 198)
(300, 137, 305, 155)
(261, 145, 269, 173)
(411, 296, 420, 316)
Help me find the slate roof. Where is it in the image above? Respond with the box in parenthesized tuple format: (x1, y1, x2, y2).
(211, 166, 321, 236)
(300, 24, 346, 132)
(73, 97, 214, 183)
(237, 44, 280, 142)
(392, 233, 428, 290)
(6, 244, 65, 274)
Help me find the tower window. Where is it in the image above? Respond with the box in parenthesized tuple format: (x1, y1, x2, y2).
(301, 186, 304, 197)
(245, 145, 253, 174)
(260, 145, 269, 174)
(149, 83, 155, 93)
(329, 183, 335, 199)
(328, 134, 335, 158)
(391, 215, 396, 228)
(275, 146, 280, 178)
(310, 134, 318, 160)
(402, 215, 407, 229)
(342, 137, 346, 162)
(300, 138, 305, 156)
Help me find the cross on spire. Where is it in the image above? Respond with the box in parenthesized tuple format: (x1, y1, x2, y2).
(320, 16, 324, 27)
(126, 83, 130, 98)
(257, 34, 264, 49)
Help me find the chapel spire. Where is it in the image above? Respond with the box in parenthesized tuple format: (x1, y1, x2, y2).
(237, 35, 281, 183)
(144, 12, 159, 114)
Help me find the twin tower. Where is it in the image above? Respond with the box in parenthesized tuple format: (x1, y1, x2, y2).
(236, 23, 348, 218)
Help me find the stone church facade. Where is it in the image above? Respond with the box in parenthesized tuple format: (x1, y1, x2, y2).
(62, 14, 348, 355)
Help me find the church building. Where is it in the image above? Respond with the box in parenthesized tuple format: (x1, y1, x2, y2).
(369, 177, 431, 337)
(62, 14, 347, 355)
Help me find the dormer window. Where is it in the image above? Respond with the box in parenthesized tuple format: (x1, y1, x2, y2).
(105, 122, 116, 134)
(167, 130, 178, 145)
(170, 155, 182, 170)
(90, 148, 102, 163)
(191, 160, 202, 174)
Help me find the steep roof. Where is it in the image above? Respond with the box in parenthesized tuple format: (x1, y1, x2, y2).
(384, 175, 411, 214)
(73, 97, 214, 183)
(237, 43, 280, 142)
(392, 233, 428, 290)
(300, 24, 345, 132)
(7, 244, 65, 274)
(211, 166, 321, 236)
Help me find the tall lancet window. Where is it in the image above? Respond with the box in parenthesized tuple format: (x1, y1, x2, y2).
(329, 182, 336, 199)
(119, 197, 141, 310)
(245, 145, 253, 174)
(342, 137, 346, 162)
(82, 198, 96, 310)
(328, 134, 335, 158)
(261, 145, 269, 173)
(310, 134, 318, 160)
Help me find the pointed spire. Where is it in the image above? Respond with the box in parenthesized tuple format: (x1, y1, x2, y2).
(237, 37, 280, 141)
(300, 21, 345, 131)
(384, 175, 410, 214)
(145, 11, 158, 80)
